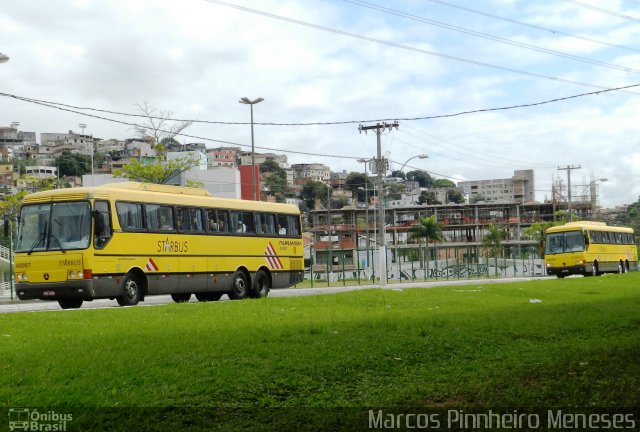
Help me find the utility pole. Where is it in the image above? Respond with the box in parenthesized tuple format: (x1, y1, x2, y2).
(358, 121, 399, 286)
(558, 165, 581, 222)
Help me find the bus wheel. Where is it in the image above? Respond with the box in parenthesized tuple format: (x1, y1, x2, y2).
(591, 262, 599, 277)
(117, 273, 142, 306)
(58, 298, 83, 309)
(171, 293, 192, 303)
(195, 292, 223, 302)
(250, 270, 270, 298)
(228, 271, 249, 300)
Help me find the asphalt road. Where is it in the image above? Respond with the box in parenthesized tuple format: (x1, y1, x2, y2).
(0, 277, 548, 314)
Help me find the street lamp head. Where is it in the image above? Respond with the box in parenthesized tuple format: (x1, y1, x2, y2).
(0, 53, 9, 63)
(239, 97, 264, 105)
(416, 154, 429, 159)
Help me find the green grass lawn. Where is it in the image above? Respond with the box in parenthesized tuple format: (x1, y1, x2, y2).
(2, 274, 639, 430)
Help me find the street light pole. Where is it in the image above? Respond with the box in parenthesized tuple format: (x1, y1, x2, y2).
(239, 97, 264, 200)
(397, 154, 428, 173)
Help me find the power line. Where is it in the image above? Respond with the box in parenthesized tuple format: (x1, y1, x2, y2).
(201, 0, 639, 93)
(424, 0, 640, 53)
(396, 124, 555, 170)
(2, 82, 639, 130)
(343, 0, 640, 75)
(0, 92, 363, 160)
(560, 0, 640, 21)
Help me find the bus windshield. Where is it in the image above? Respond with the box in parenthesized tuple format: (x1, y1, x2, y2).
(16, 201, 92, 252)
(545, 230, 585, 255)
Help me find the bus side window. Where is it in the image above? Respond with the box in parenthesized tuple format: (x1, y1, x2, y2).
(94, 200, 112, 249)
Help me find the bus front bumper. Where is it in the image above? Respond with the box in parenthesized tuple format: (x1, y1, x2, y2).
(546, 264, 588, 277)
(15, 280, 96, 301)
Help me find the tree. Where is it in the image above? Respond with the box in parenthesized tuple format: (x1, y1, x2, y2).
(301, 180, 330, 210)
(132, 101, 193, 159)
(55, 151, 91, 177)
(625, 196, 640, 235)
(112, 156, 199, 184)
(482, 224, 505, 276)
(263, 173, 287, 203)
(345, 173, 372, 202)
(406, 170, 432, 188)
(409, 215, 445, 277)
(470, 194, 487, 204)
(390, 170, 406, 180)
(432, 178, 456, 188)
(417, 190, 441, 205)
(260, 159, 283, 174)
(260, 159, 288, 202)
(447, 189, 464, 204)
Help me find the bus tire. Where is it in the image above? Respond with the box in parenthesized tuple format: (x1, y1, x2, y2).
(591, 262, 599, 277)
(195, 292, 223, 302)
(228, 271, 249, 300)
(171, 293, 192, 303)
(58, 298, 83, 309)
(116, 273, 142, 306)
(249, 269, 270, 298)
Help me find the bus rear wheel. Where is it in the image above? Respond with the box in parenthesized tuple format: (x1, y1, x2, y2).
(116, 273, 142, 306)
(58, 298, 83, 309)
(171, 293, 192, 303)
(249, 270, 270, 298)
(195, 292, 223, 302)
(228, 271, 249, 300)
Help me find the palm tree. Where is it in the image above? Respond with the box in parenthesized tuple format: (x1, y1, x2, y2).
(409, 215, 445, 278)
(482, 224, 505, 276)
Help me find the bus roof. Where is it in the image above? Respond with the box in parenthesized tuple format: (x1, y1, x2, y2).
(546, 221, 634, 234)
(20, 182, 300, 214)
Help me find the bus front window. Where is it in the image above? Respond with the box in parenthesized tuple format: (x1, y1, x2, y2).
(15, 202, 91, 252)
(545, 231, 585, 255)
(16, 204, 50, 253)
(50, 202, 91, 250)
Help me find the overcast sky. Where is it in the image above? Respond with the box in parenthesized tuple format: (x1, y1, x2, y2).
(2, 0, 639, 207)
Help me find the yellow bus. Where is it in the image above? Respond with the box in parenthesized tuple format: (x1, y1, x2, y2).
(14, 182, 304, 309)
(544, 221, 637, 278)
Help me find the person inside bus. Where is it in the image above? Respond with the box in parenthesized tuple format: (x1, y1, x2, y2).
(236, 220, 246, 233)
(278, 224, 287, 235)
(160, 214, 173, 230)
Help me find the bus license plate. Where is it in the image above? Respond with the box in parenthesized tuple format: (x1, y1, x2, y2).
(43, 290, 55, 297)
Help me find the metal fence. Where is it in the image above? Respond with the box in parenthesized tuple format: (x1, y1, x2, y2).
(307, 256, 546, 285)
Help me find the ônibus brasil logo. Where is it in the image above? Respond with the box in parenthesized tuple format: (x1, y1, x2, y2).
(8, 408, 73, 431)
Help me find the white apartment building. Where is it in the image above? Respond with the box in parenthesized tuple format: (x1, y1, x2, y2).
(458, 169, 535, 204)
(291, 163, 330, 185)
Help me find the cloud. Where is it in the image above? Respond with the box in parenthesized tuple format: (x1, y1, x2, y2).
(1, 0, 639, 208)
